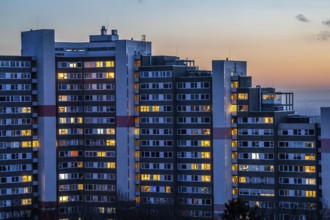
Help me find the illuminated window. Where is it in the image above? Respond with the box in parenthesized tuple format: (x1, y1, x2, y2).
(24, 187, 31, 193)
(140, 106, 149, 112)
(134, 128, 140, 135)
(97, 152, 106, 157)
(58, 107, 67, 112)
(107, 162, 116, 168)
(232, 141, 237, 147)
(201, 164, 211, 170)
(59, 129, 68, 135)
(305, 166, 316, 173)
(251, 153, 260, 160)
(305, 154, 315, 161)
(106, 140, 116, 146)
(141, 174, 150, 181)
(232, 152, 237, 159)
(238, 105, 248, 112)
(232, 164, 238, 171)
(106, 61, 114, 67)
(230, 105, 237, 113)
(22, 175, 32, 182)
(59, 196, 68, 203)
(263, 117, 273, 123)
(141, 186, 150, 192)
(22, 199, 32, 205)
(58, 73, 67, 79)
(70, 151, 79, 157)
(202, 129, 211, 135)
(231, 82, 239, 88)
(135, 162, 140, 169)
(153, 175, 160, 181)
(59, 118, 66, 124)
(22, 141, 31, 148)
(96, 61, 103, 67)
(232, 188, 238, 195)
(152, 106, 160, 112)
(78, 162, 83, 168)
(263, 94, 274, 100)
(232, 129, 237, 136)
(106, 129, 115, 135)
(22, 130, 31, 136)
(306, 191, 316, 197)
(106, 72, 115, 78)
(78, 184, 83, 190)
(232, 176, 238, 183)
(166, 186, 171, 193)
(202, 175, 211, 182)
(32, 141, 39, 148)
(22, 107, 31, 113)
(58, 96, 67, 101)
(201, 140, 210, 147)
(201, 152, 211, 158)
(231, 93, 237, 100)
(134, 60, 141, 67)
(136, 196, 141, 203)
(239, 177, 246, 183)
(238, 93, 248, 100)
(191, 164, 198, 170)
(201, 105, 211, 111)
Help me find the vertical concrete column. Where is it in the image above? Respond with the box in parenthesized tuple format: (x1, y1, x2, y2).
(321, 107, 330, 217)
(21, 29, 57, 219)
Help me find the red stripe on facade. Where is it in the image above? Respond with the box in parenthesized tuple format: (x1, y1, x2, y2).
(38, 105, 56, 117)
(116, 116, 135, 127)
(321, 139, 330, 153)
(213, 127, 232, 140)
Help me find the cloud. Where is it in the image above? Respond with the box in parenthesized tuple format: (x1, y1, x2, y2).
(317, 31, 330, 41)
(296, 14, 309, 22)
(322, 19, 330, 27)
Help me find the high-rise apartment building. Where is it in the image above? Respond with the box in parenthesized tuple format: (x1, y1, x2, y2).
(0, 28, 328, 220)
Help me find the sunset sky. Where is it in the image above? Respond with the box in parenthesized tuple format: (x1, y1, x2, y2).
(1, 0, 330, 90)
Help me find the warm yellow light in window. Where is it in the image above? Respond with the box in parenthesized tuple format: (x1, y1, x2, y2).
(152, 106, 160, 112)
(231, 82, 239, 88)
(58, 73, 67, 79)
(305, 154, 315, 161)
(201, 152, 211, 158)
(231, 93, 237, 100)
(232, 141, 237, 147)
(134, 128, 140, 135)
(232, 164, 238, 171)
(140, 106, 149, 112)
(96, 61, 103, 67)
(97, 152, 106, 157)
(306, 191, 316, 197)
(22, 107, 31, 113)
(59, 129, 68, 135)
(232, 176, 238, 183)
(58, 96, 67, 101)
(191, 164, 198, 170)
(134, 83, 139, 90)
(141, 186, 150, 192)
(106, 72, 115, 78)
(22, 130, 31, 136)
(106, 61, 114, 67)
(32, 141, 39, 148)
(135, 151, 140, 158)
(24, 187, 30, 193)
(232, 152, 237, 159)
(153, 174, 160, 181)
(232, 129, 237, 136)
(201, 140, 210, 147)
(106, 140, 116, 146)
(305, 166, 316, 173)
(201, 164, 211, 170)
(202, 129, 211, 135)
(135, 162, 140, 169)
(202, 105, 211, 111)
(106, 129, 115, 135)
(58, 107, 67, 113)
(263, 117, 273, 124)
(59, 118, 66, 124)
(202, 175, 211, 182)
(78, 184, 83, 190)
(22, 175, 32, 182)
(141, 174, 150, 181)
(136, 196, 141, 203)
(239, 177, 246, 183)
(232, 188, 238, 195)
(22, 141, 32, 148)
(59, 196, 68, 203)
(166, 186, 171, 193)
(134, 60, 141, 67)
(70, 151, 79, 157)
(107, 162, 116, 169)
(22, 199, 32, 205)
(134, 95, 139, 101)
(77, 162, 83, 168)
(238, 93, 248, 100)
(230, 105, 237, 113)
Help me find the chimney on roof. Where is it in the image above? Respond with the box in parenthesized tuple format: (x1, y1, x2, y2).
(100, 26, 107, 35)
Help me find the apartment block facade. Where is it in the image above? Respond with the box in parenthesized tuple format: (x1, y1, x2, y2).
(0, 28, 328, 220)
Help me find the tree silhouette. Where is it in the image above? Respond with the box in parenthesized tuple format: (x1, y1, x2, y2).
(221, 198, 263, 220)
